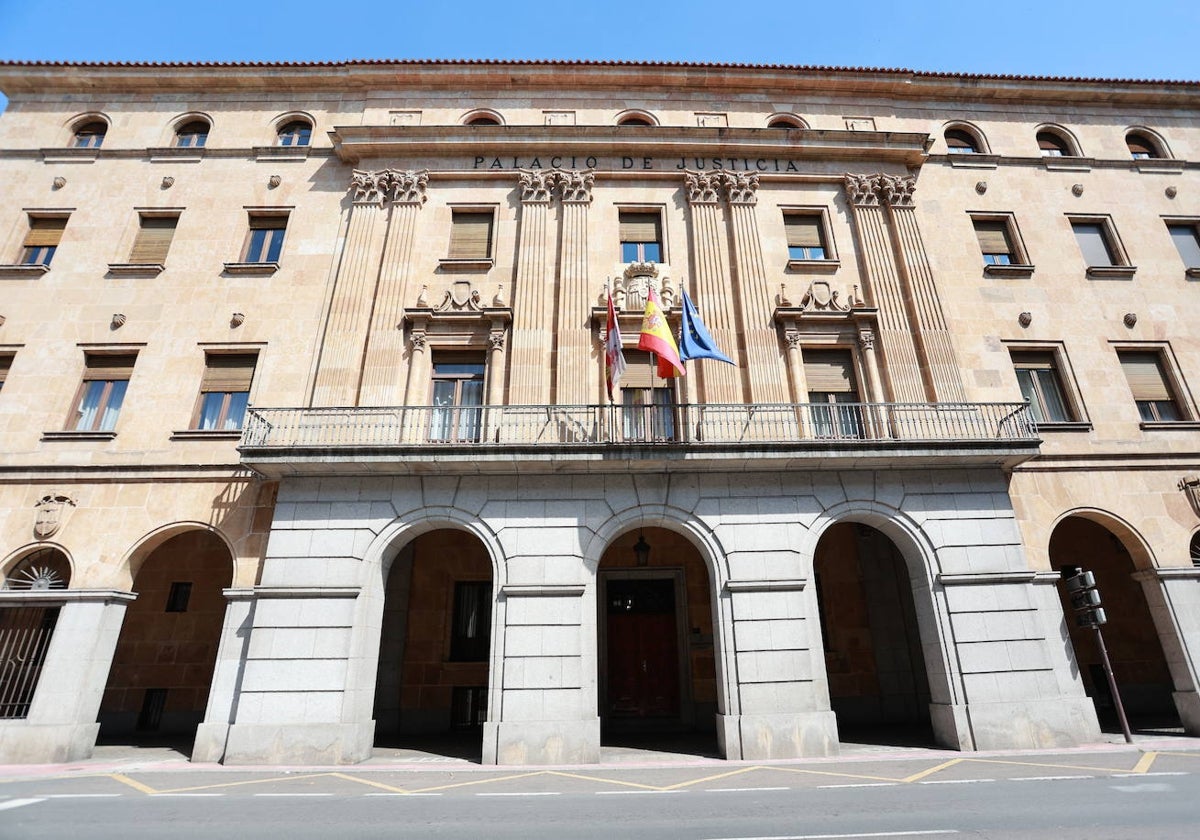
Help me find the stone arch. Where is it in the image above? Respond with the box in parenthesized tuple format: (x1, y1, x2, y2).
(168, 111, 213, 146)
(1048, 507, 1157, 571)
(1125, 126, 1172, 159)
(767, 112, 808, 129)
(941, 120, 989, 154)
(615, 109, 659, 127)
(119, 521, 237, 590)
(1, 543, 74, 589)
(461, 108, 504, 126)
(1035, 123, 1082, 157)
(64, 111, 110, 147)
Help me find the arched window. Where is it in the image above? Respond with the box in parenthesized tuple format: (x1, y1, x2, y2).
(175, 120, 209, 148)
(277, 120, 312, 147)
(768, 116, 805, 129)
(3, 547, 71, 590)
(73, 120, 107, 149)
(1037, 131, 1070, 157)
(1126, 131, 1162, 160)
(1190, 532, 1200, 567)
(619, 116, 652, 126)
(465, 116, 500, 126)
(944, 127, 981, 154)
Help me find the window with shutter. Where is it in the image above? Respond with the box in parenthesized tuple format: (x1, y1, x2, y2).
(242, 215, 287, 263)
(1126, 132, 1159, 160)
(945, 128, 980, 154)
(1037, 131, 1069, 156)
(129, 216, 178, 264)
(175, 121, 209, 148)
(195, 353, 257, 431)
(1167, 223, 1200, 269)
(1118, 350, 1184, 422)
(619, 211, 662, 262)
(803, 349, 862, 438)
(1010, 350, 1073, 423)
(0, 353, 12, 393)
(1071, 221, 1119, 267)
(73, 121, 106, 149)
(71, 353, 137, 432)
(784, 214, 827, 260)
(973, 219, 1016, 265)
(447, 211, 494, 261)
(21, 217, 67, 266)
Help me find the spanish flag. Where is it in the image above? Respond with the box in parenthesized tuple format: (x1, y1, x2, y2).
(637, 287, 685, 379)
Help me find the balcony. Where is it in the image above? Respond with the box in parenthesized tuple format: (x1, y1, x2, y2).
(238, 402, 1039, 477)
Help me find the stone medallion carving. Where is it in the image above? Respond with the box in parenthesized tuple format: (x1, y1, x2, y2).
(34, 493, 75, 540)
(434, 280, 484, 312)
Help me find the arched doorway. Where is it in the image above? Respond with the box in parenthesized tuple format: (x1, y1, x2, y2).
(813, 522, 934, 746)
(1049, 516, 1179, 731)
(373, 528, 492, 761)
(597, 527, 718, 756)
(98, 529, 231, 753)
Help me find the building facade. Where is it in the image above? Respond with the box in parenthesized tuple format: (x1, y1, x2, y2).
(0, 60, 1197, 765)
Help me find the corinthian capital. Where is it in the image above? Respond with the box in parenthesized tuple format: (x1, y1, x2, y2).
(350, 169, 391, 205)
(684, 170, 723, 205)
(518, 168, 556, 203)
(723, 172, 759, 205)
(843, 173, 882, 207)
(557, 169, 595, 203)
(878, 174, 917, 208)
(390, 170, 429, 205)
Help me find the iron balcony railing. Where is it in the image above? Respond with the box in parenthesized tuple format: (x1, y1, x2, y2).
(240, 402, 1037, 450)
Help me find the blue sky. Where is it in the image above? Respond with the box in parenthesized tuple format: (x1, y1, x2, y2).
(0, 0, 1197, 111)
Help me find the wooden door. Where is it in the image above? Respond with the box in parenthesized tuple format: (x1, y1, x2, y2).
(604, 577, 680, 719)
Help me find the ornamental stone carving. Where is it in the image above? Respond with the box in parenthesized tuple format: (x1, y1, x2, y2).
(783, 330, 803, 350)
(351, 169, 391, 204)
(34, 493, 75, 540)
(488, 330, 506, 351)
(844, 173, 882, 206)
(518, 168, 556, 203)
(798, 280, 853, 313)
(879, 174, 917, 208)
(347, 169, 429, 205)
(684, 170, 723, 205)
(558, 169, 595, 203)
(409, 329, 427, 352)
(434, 280, 484, 312)
(723, 172, 759, 205)
(857, 328, 877, 352)
(390, 170, 429, 205)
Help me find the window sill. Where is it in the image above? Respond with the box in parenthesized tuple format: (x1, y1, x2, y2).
(253, 145, 310, 161)
(107, 262, 164, 277)
(438, 258, 494, 271)
(171, 429, 243, 441)
(42, 430, 117, 441)
(1134, 159, 1185, 174)
(40, 147, 99, 163)
(223, 261, 279, 276)
(1140, 420, 1200, 431)
(1086, 265, 1136, 280)
(984, 263, 1035, 278)
(147, 147, 205, 163)
(948, 153, 999, 169)
(786, 258, 840, 273)
(1041, 157, 1094, 172)
(1033, 421, 1092, 433)
(0, 264, 50, 279)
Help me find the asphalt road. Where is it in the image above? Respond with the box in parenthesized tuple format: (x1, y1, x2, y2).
(2, 749, 1198, 840)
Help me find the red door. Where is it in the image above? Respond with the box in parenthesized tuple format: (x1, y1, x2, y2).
(605, 578, 680, 719)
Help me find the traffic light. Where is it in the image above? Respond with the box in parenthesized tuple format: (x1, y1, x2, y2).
(1063, 569, 1107, 628)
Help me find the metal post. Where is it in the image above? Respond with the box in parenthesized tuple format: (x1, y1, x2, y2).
(1092, 625, 1134, 744)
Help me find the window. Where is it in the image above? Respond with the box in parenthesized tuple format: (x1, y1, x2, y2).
(1126, 131, 1160, 160)
(430, 353, 485, 442)
(1037, 131, 1070, 157)
(619, 211, 662, 263)
(1118, 350, 1184, 422)
(1167, 222, 1200, 269)
(194, 353, 257, 431)
(784, 213, 828, 261)
(128, 215, 178, 265)
(446, 210, 494, 262)
(1190, 532, 1200, 567)
(0, 353, 11, 392)
(165, 582, 192, 613)
(449, 581, 492, 662)
(1070, 218, 1128, 270)
(20, 216, 67, 266)
(276, 120, 311, 147)
(175, 120, 209, 148)
(242, 214, 287, 263)
(945, 127, 980, 154)
(73, 121, 106, 148)
(465, 115, 500, 126)
(768, 115, 804, 129)
(620, 350, 676, 441)
(1010, 350, 1073, 423)
(70, 353, 136, 432)
(973, 217, 1020, 266)
(804, 349, 863, 438)
(618, 114, 654, 126)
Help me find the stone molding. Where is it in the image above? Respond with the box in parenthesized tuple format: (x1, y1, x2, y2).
(724, 579, 806, 592)
(223, 586, 362, 600)
(936, 571, 1038, 585)
(499, 584, 587, 597)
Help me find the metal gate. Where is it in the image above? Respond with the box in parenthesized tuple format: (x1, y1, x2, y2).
(0, 604, 60, 719)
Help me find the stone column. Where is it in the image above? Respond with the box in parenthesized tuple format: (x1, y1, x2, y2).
(507, 169, 558, 405)
(312, 170, 394, 407)
(358, 171, 429, 406)
(724, 173, 786, 403)
(879, 175, 966, 402)
(782, 329, 806, 403)
(685, 171, 741, 402)
(554, 170, 595, 406)
(858, 326, 886, 403)
(400, 326, 429, 444)
(843, 174, 926, 403)
(1133, 568, 1200, 734)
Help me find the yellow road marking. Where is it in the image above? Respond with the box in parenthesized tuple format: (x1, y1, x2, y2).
(771, 766, 903, 783)
(328, 772, 409, 793)
(659, 766, 762, 790)
(108, 774, 158, 794)
(1130, 752, 1158, 774)
(408, 770, 550, 794)
(968, 758, 1134, 775)
(542, 770, 662, 790)
(902, 758, 964, 783)
(151, 773, 339, 795)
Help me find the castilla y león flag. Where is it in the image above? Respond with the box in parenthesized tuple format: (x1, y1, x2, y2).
(637, 287, 685, 379)
(604, 289, 627, 401)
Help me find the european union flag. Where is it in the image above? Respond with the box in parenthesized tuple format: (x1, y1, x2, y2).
(678, 288, 735, 366)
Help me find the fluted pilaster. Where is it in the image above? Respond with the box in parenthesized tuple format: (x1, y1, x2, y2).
(507, 169, 558, 404)
(359, 171, 429, 406)
(724, 173, 786, 403)
(842, 173, 925, 403)
(554, 170, 595, 405)
(685, 171, 741, 402)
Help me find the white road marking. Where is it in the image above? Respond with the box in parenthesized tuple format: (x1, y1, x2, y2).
(817, 783, 899, 789)
(151, 793, 225, 797)
(42, 794, 123, 798)
(703, 830, 959, 840)
(476, 791, 560, 797)
(919, 778, 994, 785)
(1111, 783, 1174, 793)
(364, 792, 442, 797)
(1112, 772, 1188, 777)
(1009, 776, 1093, 782)
(707, 787, 790, 793)
(253, 793, 334, 797)
(0, 798, 45, 812)
(596, 789, 685, 795)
